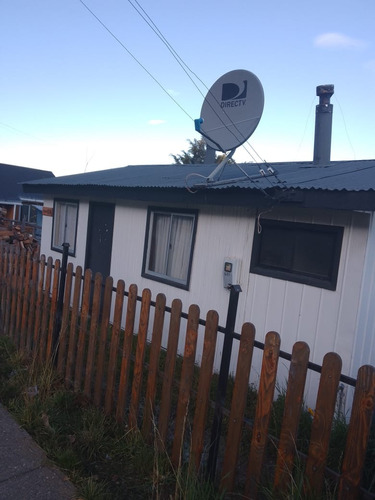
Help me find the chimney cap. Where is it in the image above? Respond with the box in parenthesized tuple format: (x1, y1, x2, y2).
(316, 84, 334, 97)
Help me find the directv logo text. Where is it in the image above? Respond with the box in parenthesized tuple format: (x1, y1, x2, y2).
(220, 80, 248, 108)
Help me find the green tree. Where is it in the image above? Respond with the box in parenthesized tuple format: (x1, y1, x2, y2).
(171, 138, 234, 165)
(171, 138, 207, 164)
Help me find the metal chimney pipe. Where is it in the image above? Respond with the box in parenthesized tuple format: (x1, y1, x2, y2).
(313, 84, 334, 165)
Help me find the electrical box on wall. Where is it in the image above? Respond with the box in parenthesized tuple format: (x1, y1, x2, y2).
(223, 258, 240, 289)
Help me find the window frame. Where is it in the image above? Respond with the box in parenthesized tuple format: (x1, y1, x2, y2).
(250, 219, 343, 290)
(142, 206, 198, 290)
(51, 199, 79, 257)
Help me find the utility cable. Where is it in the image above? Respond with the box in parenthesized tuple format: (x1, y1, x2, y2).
(78, 0, 194, 121)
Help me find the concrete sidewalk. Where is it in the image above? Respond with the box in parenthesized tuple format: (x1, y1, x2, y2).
(0, 404, 76, 499)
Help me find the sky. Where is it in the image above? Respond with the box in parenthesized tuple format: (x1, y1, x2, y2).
(1, 0, 375, 177)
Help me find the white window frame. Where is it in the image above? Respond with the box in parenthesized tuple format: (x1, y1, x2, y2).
(142, 207, 198, 290)
(51, 199, 79, 256)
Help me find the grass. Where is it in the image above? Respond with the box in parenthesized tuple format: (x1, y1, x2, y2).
(0, 335, 224, 499)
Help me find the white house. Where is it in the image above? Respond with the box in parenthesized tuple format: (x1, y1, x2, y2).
(22, 154, 375, 403)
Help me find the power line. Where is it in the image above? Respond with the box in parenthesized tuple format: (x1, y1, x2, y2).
(78, 0, 194, 121)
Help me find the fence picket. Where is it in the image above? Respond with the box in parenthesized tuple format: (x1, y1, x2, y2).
(104, 279, 125, 415)
(1, 247, 375, 497)
(171, 304, 200, 468)
(57, 262, 74, 376)
(46, 259, 60, 359)
(15, 249, 26, 344)
(142, 293, 166, 440)
(74, 269, 92, 391)
(128, 288, 151, 429)
(84, 272, 103, 399)
(26, 255, 39, 352)
(191, 310, 219, 471)
(19, 251, 32, 351)
(9, 249, 20, 342)
(220, 322, 255, 493)
(39, 256, 53, 361)
(274, 341, 310, 493)
(93, 276, 113, 407)
(338, 365, 375, 499)
(245, 331, 281, 499)
(157, 298, 182, 448)
(116, 283, 138, 422)
(304, 352, 342, 495)
(65, 265, 83, 387)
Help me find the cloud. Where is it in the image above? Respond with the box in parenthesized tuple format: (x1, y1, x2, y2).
(148, 119, 166, 126)
(314, 32, 366, 49)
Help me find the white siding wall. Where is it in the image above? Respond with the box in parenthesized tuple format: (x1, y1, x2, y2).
(40, 197, 370, 405)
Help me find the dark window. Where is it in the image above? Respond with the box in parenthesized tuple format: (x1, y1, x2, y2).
(51, 199, 79, 256)
(250, 219, 343, 290)
(142, 207, 198, 290)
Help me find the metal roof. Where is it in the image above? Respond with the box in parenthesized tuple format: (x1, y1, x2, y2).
(0, 163, 54, 203)
(22, 160, 375, 192)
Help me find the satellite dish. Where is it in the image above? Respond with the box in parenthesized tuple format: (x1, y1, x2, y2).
(196, 69, 264, 152)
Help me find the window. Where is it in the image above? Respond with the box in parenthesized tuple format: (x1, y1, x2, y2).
(51, 200, 79, 256)
(142, 207, 198, 289)
(250, 219, 343, 290)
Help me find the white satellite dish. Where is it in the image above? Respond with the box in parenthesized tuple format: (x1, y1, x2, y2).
(196, 69, 264, 152)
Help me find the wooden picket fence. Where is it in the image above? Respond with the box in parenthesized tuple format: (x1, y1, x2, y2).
(0, 244, 374, 499)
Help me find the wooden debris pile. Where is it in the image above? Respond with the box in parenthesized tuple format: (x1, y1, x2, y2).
(0, 209, 40, 254)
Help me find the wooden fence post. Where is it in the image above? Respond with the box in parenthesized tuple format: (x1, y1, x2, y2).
(93, 275, 113, 407)
(116, 283, 138, 422)
(57, 262, 74, 376)
(338, 365, 375, 499)
(191, 309, 219, 471)
(128, 288, 151, 428)
(104, 279, 125, 415)
(65, 265, 82, 387)
(304, 352, 342, 495)
(84, 272, 103, 400)
(142, 293, 166, 440)
(220, 322, 255, 493)
(171, 304, 200, 468)
(245, 331, 281, 499)
(157, 298, 182, 447)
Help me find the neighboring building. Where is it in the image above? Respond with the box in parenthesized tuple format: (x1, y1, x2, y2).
(0, 163, 54, 239)
(22, 158, 375, 404)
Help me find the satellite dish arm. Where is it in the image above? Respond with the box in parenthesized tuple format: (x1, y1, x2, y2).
(194, 118, 226, 154)
(206, 148, 236, 183)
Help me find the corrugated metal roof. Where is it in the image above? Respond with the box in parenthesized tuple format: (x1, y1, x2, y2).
(0, 163, 54, 202)
(22, 160, 375, 193)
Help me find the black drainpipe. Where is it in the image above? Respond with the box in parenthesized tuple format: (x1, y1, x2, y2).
(313, 84, 334, 165)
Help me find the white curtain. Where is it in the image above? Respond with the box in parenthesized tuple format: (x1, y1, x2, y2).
(53, 202, 77, 250)
(167, 215, 194, 281)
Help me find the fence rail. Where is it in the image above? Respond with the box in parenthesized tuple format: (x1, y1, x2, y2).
(0, 244, 374, 499)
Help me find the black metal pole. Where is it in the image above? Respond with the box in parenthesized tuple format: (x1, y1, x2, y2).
(52, 242, 69, 361)
(207, 284, 242, 480)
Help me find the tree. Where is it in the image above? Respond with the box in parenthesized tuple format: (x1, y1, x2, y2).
(171, 138, 234, 165)
(171, 138, 207, 165)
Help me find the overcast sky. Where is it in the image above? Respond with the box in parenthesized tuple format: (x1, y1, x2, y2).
(1, 0, 374, 177)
